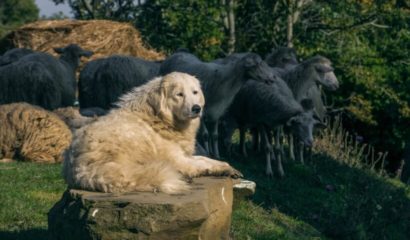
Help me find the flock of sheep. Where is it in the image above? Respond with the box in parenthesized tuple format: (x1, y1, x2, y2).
(0, 43, 339, 178)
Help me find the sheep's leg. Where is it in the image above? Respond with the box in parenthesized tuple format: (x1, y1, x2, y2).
(297, 141, 305, 164)
(306, 146, 312, 163)
(278, 127, 285, 161)
(288, 134, 295, 161)
(251, 127, 260, 152)
(274, 128, 285, 178)
(209, 120, 220, 159)
(239, 125, 248, 157)
(259, 125, 273, 177)
(223, 134, 233, 159)
(272, 128, 282, 161)
(199, 121, 211, 156)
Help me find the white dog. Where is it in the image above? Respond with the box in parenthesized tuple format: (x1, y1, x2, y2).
(63, 72, 242, 194)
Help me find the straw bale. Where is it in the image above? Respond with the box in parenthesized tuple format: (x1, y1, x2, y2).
(0, 20, 165, 68)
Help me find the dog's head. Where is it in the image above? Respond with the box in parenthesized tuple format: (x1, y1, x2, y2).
(157, 72, 205, 123)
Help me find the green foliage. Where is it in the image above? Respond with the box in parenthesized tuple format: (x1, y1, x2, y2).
(234, 0, 288, 54)
(61, 0, 141, 20)
(294, 1, 410, 166)
(40, 11, 70, 20)
(136, 0, 225, 60)
(0, 0, 39, 38)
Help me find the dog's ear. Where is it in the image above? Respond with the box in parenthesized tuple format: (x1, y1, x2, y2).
(156, 77, 174, 122)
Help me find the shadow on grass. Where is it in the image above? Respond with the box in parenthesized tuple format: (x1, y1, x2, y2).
(0, 228, 49, 240)
(224, 147, 410, 240)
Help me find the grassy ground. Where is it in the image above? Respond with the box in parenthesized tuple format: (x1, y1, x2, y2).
(228, 149, 410, 240)
(0, 163, 64, 240)
(0, 142, 409, 239)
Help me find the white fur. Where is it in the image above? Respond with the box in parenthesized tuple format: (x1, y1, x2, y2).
(63, 72, 240, 194)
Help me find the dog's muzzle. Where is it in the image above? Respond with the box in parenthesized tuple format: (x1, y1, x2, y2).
(191, 105, 202, 115)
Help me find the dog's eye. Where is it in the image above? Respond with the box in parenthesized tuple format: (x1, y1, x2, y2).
(176, 92, 184, 97)
(193, 90, 198, 95)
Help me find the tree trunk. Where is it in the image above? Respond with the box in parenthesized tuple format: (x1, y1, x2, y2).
(286, 0, 312, 47)
(221, 0, 229, 29)
(227, 0, 236, 53)
(286, 0, 295, 47)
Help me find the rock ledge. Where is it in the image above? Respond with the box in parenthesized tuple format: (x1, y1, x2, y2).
(48, 177, 233, 240)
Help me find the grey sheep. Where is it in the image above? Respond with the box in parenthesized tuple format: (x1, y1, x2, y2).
(78, 55, 161, 110)
(282, 55, 339, 101)
(280, 55, 339, 162)
(159, 51, 275, 159)
(223, 77, 323, 177)
(265, 47, 298, 70)
(0, 44, 93, 110)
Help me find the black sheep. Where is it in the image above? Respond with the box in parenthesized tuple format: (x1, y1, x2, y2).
(78, 55, 161, 110)
(0, 44, 93, 110)
(0, 48, 34, 66)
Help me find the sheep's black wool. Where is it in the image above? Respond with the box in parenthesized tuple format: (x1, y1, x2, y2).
(78, 55, 160, 110)
(0, 44, 93, 110)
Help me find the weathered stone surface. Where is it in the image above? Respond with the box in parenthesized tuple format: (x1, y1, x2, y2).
(232, 179, 257, 208)
(48, 177, 233, 240)
(233, 179, 256, 198)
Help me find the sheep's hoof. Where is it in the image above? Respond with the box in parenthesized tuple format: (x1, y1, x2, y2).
(277, 171, 285, 179)
(266, 171, 274, 179)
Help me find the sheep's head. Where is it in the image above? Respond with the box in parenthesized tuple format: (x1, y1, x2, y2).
(54, 44, 93, 58)
(242, 53, 276, 85)
(265, 47, 298, 69)
(307, 56, 339, 91)
(286, 99, 325, 147)
(54, 44, 94, 69)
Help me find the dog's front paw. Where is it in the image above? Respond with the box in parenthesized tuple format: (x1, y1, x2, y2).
(218, 166, 243, 179)
(228, 167, 243, 179)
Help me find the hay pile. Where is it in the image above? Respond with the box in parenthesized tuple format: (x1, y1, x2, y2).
(0, 20, 165, 65)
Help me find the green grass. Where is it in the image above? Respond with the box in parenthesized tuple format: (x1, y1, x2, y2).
(0, 163, 65, 240)
(226, 148, 410, 240)
(231, 201, 322, 239)
(0, 145, 409, 239)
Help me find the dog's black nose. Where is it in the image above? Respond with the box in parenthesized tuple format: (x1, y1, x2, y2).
(192, 105, 201, 114)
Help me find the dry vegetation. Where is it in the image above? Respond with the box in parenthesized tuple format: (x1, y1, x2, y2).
(314, 116, 389, 177)
(0, 20, 165, 70)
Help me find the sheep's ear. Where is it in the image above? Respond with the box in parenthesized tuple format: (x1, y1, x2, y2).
(54, 47, 64, 54)
(300, 98, 314, 111)
(315, 64, 333, 73)
(244, 54, 261, 67)
(80, 50, 94, 58)
(286, 116, 297, 127)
